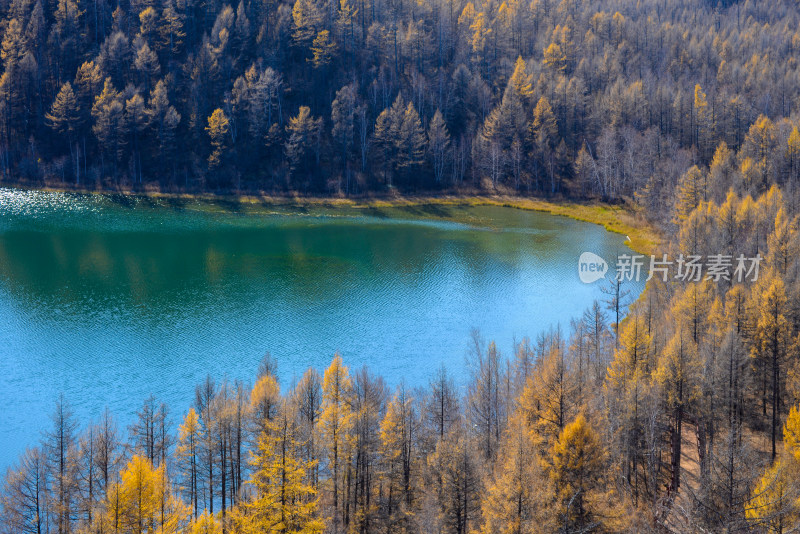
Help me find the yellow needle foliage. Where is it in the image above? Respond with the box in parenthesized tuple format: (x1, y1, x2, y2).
(546, 414, 610, 532)
(319, 354, 354, 529)
(747, 459, 800, 532)
(102, 455, 188, 533)
(188, 511, 221, 534)
(479, 413, 546, 534)
(233, 404, 324, 534)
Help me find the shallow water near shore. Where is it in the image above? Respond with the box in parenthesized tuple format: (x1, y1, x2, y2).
(0, 188, 641, 469)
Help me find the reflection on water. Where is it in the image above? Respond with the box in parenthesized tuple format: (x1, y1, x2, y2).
(0, 188, 640, 469)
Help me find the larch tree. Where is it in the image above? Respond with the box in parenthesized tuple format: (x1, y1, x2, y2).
(675, 165, 708, 222)
(530, 96, 558, 192)
(138, 7, 160, 47)
(292, 0, 322, 48)
(765, 208, 796, 277)
(604, 311, 652, 502)
(159, 0, 186, 60)
(250, 373, 281, 439)
(133, 40, 160, 94)
(519, 343, 577, 443)
(380, 387, 417, 529)
(319, 354, 354, 534)
(467, 335, 507, 460)
(741, 115, 778, 190)
(195, 376, 218, 515)
(126, 92, 150, 183)
(372, 94, 406, 187)
(147, 80, 181, 164)
(189, 510, 222, 534)
(478, 412, 545, 534)
(348, 367, 386, 533)
(746, 459, 800, 533)
(176, 408, 201, 519)
(787, 126, 800, 186)
(546, 414, 609, 532)
(91, 78, 126, 175)
(654, 328, 701, 494)
(426, 365, 458, 441)
(46, 395, 79, 534)
(395, 101, 426, 182)
(233, 401, 324, 534)
(752, 272, 793, 461)
(293, 368, 322, 488)
(331, 83, 357, 190)
(426, 422, 479, 534)
(694, 83, 712, 158)
(310, 30, 336, 68)
(427, 109, 450, 184)
(46, 82, 82, 183)
(284, 106, 322, 179)
(1, 447, 51, 534)
(101, 455, 188, 533)
(205, 108, 230, 169)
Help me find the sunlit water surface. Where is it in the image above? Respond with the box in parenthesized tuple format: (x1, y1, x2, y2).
(0, 188, 640, 469)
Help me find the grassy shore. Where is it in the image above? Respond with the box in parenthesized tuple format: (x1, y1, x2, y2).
(9, 185, 661, 254)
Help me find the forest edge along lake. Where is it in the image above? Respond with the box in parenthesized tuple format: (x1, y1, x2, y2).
(0, 188, 644, 470)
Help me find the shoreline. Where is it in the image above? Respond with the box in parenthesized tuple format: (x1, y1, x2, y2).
(3, 184, 661, 255)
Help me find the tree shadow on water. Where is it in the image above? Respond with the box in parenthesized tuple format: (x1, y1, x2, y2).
(107, 194, 137, 209)
(396, 203, 454, 219)
(207, 197, 244, 213)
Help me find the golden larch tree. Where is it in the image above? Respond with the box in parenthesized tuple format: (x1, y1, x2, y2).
(318, 354, 354, 533)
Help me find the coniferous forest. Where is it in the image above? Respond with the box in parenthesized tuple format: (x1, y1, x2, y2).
(0, 0, 796, 205)
(8, 0, 800, 532)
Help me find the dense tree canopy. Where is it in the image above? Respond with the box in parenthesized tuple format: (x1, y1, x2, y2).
(10, 0, 800, 532)
(0, 0, 797, 202)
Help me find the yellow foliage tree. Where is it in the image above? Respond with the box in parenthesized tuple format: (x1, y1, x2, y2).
(102, 455, 188, 533)
(309, 30, 336, 68)
(694, 83, 711, 156)
(675, 165, 707, 221)
(176, 408, 201, 519)
(788, 126, 800, 183)
(784, 405, 800, 462)
(519, 344, 577, 442)
(531, 96, 558, 154)
(752, 273, 792, 460)
(741, 114, 777, 189)
(291, 0, 321, 47)
(380, 388, 416, 528)
(469, 11, 491, 56)
(506, 56, 533, 100)
(746, 459, 800, 533)
(542, 42, 566, 72)
(546, 414, 607, 532)
(319, 354, 354, 532)
(653, 328, 701, 493)
(672, 280, 714, 346)
(251, 374, 281, 437)
(766, 208, 796, 276)
(189, 510, 221, 534)
(604, 311, 651, 501)
(205, 108, 229, 168)
(607, 311, 652, 385)
(234, 403, 324, 534)
(479, 413, 546, 534)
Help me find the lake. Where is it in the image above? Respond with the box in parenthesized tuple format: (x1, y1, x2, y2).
(0, 188, 640, 470)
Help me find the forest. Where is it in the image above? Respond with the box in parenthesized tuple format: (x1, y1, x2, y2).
(0, 0, 797, 203)
(7, 0, 800, 531)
